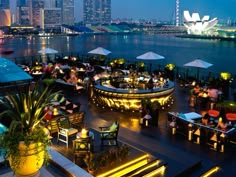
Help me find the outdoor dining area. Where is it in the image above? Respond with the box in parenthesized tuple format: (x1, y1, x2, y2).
(167, 111, 236, 152)
(0, 84, 163, 177)
(1, 45, 236, 176)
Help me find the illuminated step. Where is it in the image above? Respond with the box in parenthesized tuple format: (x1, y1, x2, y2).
(200, 166, 221, 177)
(96, 154, 149, 177)
(124, 159, 167, 177)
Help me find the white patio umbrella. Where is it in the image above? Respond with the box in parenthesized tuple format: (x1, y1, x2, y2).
(183, 59, 213, 68)
(136, 51, 165, 72)
(136, 51, 165, 60)
(88, 47, 111, 56)
(183, 59, 213, 81)
(38, 48, 58, 54)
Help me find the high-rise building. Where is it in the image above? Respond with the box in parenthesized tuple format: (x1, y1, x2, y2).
(83, 0, 111, 25)
(0, 9, 11, 26)
(40, 8, 62, 29)
(0, 0, 10, 9)
(62, 0, 74, 25)
(32, 0, 44, 27)
(16, 0, 33, 26)
(55, 0, 62, 8)
(16, 6, 31, 25)
(44, 0, 56, 8)
(17, 0, 26, 7)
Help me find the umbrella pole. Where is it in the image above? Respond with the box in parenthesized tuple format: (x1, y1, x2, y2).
(149, 63, 152, 73)
(197, 68, 200, 81)
(185, 68, 189, 82)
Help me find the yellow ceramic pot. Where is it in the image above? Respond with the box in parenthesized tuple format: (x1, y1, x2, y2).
(9, 141, 45, 176)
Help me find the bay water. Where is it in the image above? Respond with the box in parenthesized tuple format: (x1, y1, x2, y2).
(0, 33, 236, 76)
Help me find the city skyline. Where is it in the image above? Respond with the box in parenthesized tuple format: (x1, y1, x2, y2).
(75, 0, 236, 23)
(8, 0, 236, 24)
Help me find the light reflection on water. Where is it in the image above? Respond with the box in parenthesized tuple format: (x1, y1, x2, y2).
(0, 34, 236, 74)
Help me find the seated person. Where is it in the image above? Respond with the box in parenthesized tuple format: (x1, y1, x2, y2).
(217, 117, 228, 130)
(193, 84, 201, 96)
(207, 86, 219, 102)
(202, 113, 210, 126)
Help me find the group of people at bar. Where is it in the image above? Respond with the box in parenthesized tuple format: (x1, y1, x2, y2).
(190, 82, 223, 108)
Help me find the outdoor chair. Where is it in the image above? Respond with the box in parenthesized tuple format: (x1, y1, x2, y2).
(99, 121, 119, 148)
(57, 116, 78, 148)
(68, 111, 85, 130)
(47, 118, 59, 136)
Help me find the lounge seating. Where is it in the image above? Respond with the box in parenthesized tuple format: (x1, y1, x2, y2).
(226, 113, 236, 121)
(57, 116, 78, 148)
(47, 118, 59, 135)
(59, 100, 81, 114)
(208, 110, 220, 119)
(55, 79, 76, 92)
(55, 79, 85, 95)
(99, 121, 119, 148)
(68, 111, 85, 130)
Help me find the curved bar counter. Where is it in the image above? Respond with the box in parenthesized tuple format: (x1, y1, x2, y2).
(92, 79, 175, 111)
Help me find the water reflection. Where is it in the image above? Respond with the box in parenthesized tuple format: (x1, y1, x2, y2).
(0, 34, 236, 74)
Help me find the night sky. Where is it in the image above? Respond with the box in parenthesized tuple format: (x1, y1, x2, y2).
(111, 0, 236, 21)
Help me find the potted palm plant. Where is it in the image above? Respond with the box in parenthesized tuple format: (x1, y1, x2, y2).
(0, 84, 59, 176)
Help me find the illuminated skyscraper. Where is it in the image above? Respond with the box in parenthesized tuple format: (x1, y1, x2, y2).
(83, 0, 111, 24)
(40, 8, 61, 29)
(62, 0, 74, 25)
(32, 0, 44, 27)
(0, 9, 11, 26)
(17, 0, 26, 6)
(55, 0, 74, 25)
(16, 6, 31, 25)
(0, 0, 9, 9)
(16, 0, 32, 26)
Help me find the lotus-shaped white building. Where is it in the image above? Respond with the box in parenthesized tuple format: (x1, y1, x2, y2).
(183, 10, 218, 35)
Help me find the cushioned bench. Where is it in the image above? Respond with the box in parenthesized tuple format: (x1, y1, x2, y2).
(55, 79, 76, 93)
(60, 100, 80, 114)
(226, 113, 236, 121)
(208, 109, 220, 119)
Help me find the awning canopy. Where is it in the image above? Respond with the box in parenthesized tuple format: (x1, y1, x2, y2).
(0, 58, 32, 83)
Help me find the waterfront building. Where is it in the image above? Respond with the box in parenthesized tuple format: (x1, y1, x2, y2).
(0, 9, 11, 26)
(15, 0, 33, 26)
(60, 0, 74, 25)
(16, 6, 31, 26)
(0, 0, 9, 9)
(83, 0, 111, 25)
(40, 8, 62, 30)
(17, 0, 26, 6)
(32, 0, 44, 27)
(183, 10, 218, 35)
(44, 0, 56, 8)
